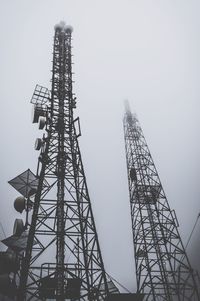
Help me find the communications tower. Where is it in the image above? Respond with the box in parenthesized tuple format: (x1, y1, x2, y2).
(6, 22, 110, 301)
(123, 102, 200, 300)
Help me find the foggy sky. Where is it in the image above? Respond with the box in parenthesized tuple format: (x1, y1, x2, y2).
(0, 0, 200, 292)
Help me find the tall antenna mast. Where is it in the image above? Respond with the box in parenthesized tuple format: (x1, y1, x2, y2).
(10, 22, 109, 301)
(123, 101, 200, 300)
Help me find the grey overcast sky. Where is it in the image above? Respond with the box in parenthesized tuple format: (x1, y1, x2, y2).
(0, 0, 200, 292)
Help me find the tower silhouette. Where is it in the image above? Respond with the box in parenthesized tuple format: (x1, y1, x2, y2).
(123, 101, 200, 300)
(13, 22, 109, 301)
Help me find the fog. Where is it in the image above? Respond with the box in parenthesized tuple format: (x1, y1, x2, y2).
(0, 0, 200, 292)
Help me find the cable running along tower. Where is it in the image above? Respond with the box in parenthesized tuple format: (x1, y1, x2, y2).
(15, 22, 109, 300)
(123, 102, 200, 301)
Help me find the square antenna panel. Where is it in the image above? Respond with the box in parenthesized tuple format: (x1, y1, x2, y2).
(8, 169, 49, 197)
(1, 231, 37, 252)
(1, 232, 28, 251)
(31, 84, 50, 105)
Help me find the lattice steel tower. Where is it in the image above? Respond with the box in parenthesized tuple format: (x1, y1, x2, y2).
(11, 22, 109, 301)
(123, 101, 200, 301)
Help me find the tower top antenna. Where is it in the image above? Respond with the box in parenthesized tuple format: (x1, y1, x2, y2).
(54, 21, 73, 33)
(124, 99, 131, 114)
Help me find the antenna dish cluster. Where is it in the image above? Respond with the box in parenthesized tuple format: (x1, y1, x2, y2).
(32, 104, 46, 124)
(32, 100, 47, 151)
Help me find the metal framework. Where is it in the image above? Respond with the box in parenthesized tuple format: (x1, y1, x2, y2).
(123, 102, 200, 301)
(17, 23, 109, 301)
